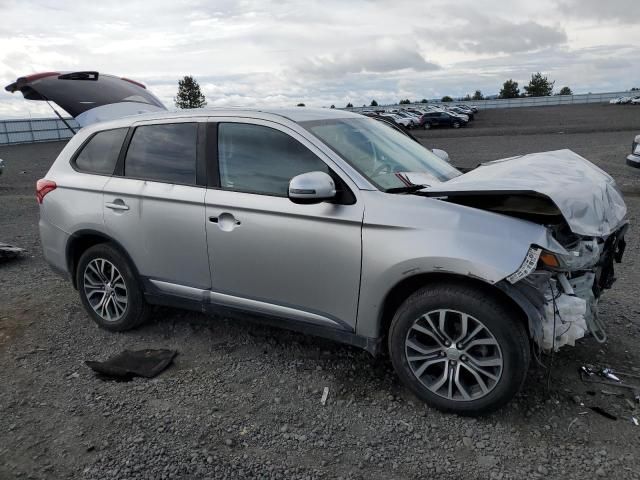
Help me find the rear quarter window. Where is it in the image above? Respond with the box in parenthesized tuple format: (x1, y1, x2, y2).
(73, 128, 127, 175)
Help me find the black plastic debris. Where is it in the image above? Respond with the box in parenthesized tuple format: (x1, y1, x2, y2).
(0, 243, 25, 261)
(589, 406, 617, 421)
(85, 349, 177, 380)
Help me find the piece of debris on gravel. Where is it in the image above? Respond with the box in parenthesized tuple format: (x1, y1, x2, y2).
(0, 242, 25, 261)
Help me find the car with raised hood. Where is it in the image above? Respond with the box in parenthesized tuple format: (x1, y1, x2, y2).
(6, 71, 629, 415)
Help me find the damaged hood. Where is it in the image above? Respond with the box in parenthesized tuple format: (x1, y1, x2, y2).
(420, 150, 627, 237)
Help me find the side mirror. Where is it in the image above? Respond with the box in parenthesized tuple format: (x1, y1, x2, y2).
(432, 148, 450, 163)
(288, 171, 336, 204)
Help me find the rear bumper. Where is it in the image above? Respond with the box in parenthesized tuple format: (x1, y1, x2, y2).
(39, 217, 70, 277)
(626, 153, 640, 168)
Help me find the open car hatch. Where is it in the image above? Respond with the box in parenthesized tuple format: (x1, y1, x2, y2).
(5, 71, 167, 127)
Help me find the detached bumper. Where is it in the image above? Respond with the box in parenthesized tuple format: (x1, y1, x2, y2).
(626, 153, 640, 168)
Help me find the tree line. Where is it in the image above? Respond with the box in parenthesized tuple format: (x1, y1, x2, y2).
(352, 73, 572, 108)
(173, 73, 577, 111)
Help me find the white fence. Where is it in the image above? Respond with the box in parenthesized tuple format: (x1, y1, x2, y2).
(0, 117, 80, 145)
(346, 90, 636, 112)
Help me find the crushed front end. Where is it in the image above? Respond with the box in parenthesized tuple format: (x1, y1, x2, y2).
(505, 223, 628, 351)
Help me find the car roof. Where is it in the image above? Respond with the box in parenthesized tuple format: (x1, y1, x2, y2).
(84, 106, 363, 133)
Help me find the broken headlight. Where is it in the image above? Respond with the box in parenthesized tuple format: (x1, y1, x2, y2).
(536, 239, 601, 271)
(507, 247, 541, 284)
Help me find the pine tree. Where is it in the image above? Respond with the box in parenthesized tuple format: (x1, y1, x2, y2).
(174, 76, 207, 109)
(499, 79, 520, 99)
(524, 72, 554, 97)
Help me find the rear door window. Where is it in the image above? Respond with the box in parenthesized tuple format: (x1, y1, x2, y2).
(217, 122, 329, 196)
(124, 123, 197, 184)
(74, 128, 127, 175)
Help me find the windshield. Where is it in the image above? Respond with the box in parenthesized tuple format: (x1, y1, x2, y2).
(303, 118, 461, 191)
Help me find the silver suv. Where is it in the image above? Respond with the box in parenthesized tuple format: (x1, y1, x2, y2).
(7, 72, 628, 415)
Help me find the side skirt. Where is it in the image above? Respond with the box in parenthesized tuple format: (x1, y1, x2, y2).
(142, 280, 381, 356)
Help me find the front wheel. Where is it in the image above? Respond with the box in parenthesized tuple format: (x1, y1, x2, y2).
(453, 122, 460, 128)
(423, 122, 431, 130)
(76, 243, 149, 331)
(388, 283, 530, 415)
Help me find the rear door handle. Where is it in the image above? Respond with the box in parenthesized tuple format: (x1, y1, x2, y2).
(105, 200, 129, 211)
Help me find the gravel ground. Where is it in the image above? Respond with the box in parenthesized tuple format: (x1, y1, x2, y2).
(1, 103, 640, 480)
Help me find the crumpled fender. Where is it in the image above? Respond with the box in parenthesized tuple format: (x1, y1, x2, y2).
(356, 190, 567, 338)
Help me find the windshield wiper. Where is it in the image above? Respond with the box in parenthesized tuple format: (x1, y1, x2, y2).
(385, 185, 426, 194)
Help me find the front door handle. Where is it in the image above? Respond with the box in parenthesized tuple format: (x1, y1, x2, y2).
(209, 212, 241, 231)
(105, 200, 129, 211)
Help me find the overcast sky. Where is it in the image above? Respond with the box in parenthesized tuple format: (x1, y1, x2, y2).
(1, 0, 638, 117)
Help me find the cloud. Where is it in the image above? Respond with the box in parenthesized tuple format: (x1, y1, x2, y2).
(295, 39, 440, 77)
(419, 16, 567, 54)
(0, 0, 638, 117)
(557, 0, 637, 24)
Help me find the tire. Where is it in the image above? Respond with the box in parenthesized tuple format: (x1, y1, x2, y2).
(388, 283, 530, 416)
(423, 122, 431, 130)
(76, 243, 149, 331)
(453, 122, 460, 128)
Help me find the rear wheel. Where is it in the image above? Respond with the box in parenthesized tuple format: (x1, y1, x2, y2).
(76, 243, 149, 331)
(388, 283, 530, 415)
(453, 122, 461, 128)
(423, 122, 431, 130)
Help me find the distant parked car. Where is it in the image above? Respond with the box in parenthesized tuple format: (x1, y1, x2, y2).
(421, 111, 468, 129)
(380, 112, 414, 128)
(448, 106, 474, 120)
(627, 134, 640, 168)
(620, 96, 632, 104)
(455, 105, 476, 115)
(631, 96, 640, 105)
(395, 111, 420, 126)
(609, 97, 622, 104)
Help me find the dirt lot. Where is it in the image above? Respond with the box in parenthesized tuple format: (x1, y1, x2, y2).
(1, 103, 640, 480)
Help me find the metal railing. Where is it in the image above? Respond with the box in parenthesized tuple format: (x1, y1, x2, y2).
(345, 90, 638, 112)
(0, 117, 80, 145)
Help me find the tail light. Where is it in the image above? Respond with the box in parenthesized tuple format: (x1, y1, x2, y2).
(36, 179, 57, 204)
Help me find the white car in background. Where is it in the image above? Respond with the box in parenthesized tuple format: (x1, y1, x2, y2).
(379, 112, 414, 128)
(627, 134, 640, 168)
(631, 96, 640, 105)
(609, 97, 621, 104)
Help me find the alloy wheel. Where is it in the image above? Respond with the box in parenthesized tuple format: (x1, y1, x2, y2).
(405, 309, 503, 401)
(83, 258, 128, 322)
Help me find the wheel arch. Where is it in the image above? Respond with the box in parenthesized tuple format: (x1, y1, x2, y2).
(376, 272, 532, 353)
(66, 229, 140, 289)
